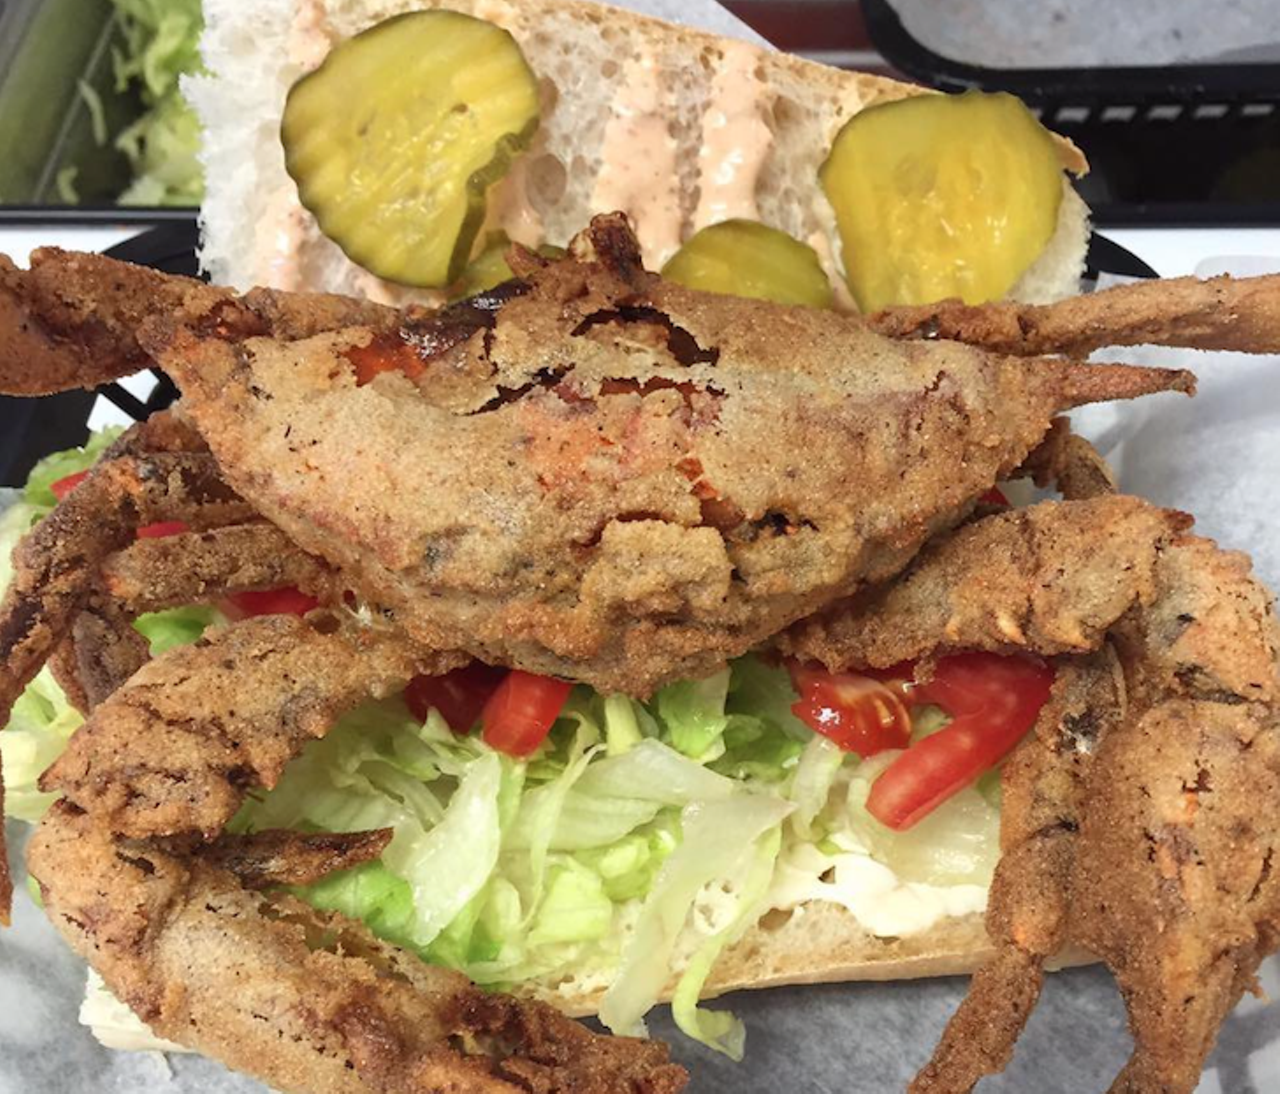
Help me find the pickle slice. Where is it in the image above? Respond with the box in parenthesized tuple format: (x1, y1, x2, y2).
(282, 11, 540, 289)
(660, 220, 833, 309)
(452, 233, 565, 298)
(820, 90, 1063, 311)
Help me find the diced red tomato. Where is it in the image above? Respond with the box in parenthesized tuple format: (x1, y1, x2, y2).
(221, 587, 320, 619)
(405, 662, 507, 733)
(50, 470, 90, 500)
(481, 670, 573, 757)
(345, 334, 426, 386)
(867, 652, 1055, 831)
(788, 663, 912, 757)
(135, 520, 190, 539)
(979, 486, 1010, 506)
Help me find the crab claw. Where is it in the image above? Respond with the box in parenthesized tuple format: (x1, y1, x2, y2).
(30, 613, 688, 1093)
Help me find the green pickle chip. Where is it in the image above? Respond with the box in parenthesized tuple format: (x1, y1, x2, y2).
(453, 233, 565, 298)
(820, 90, 1064, 311)
(661, 220, 833, 309)
(282, 11, 541, 289)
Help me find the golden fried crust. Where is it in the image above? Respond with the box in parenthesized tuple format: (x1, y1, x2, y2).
(200, 828, 393, 889)
(0, 451, 253, 723)
(0, 252, 213, 394)
(66, 600, 153, 709)
(1071, 699, 1280, 1094)
(1018, 418, 1118, 501)
(29, 806, 686, 1094)
(777, 496, 1190, 671)
(0, 248, 402, 396)
(136, 220, 1190, 696)
(99, 522, 332, 613)
(39, 614, 439, 841)
(868, 272, 1280, 358)
(0, 449, 254, 919)
(1129, 534, 1280, 706)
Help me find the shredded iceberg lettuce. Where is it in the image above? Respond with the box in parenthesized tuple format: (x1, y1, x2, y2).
(228, 679, 812, 1054)
(65, 0, 204, 206)
(789, 735, 845, 840)
(385, 750, 505, 948)
(842, 753, 1001, 887)
(110, 0, 205, 206)
(670, 825, 782, 1058)
(1, 667, 83, 823)
(599, 794, 793, 1045)
(654, 669, 732, 760)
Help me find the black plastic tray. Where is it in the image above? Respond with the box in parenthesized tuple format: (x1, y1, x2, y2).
(0, 219, 196, 487)
(861, 0, 1280, 225)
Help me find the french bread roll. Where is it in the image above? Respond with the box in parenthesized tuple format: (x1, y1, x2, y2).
(190, 0, 1089, 307)
(537, 904, 1093, 1017)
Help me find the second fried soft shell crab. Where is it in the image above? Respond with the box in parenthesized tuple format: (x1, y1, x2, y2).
(1, 215, 1279, 1092)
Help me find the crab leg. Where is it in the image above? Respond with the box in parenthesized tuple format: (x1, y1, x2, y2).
(0, 450, 252, 721)
(780, 496, 1280, 1093)
(47, 524, 333, 717)
(1073, 536, 1280, 1093)
(1015, 417, 1118, 501)
(200, 827, 394, 890)
(39, 410, 332, 713)
(29, 613, 687, 1094)
(57, 599, 153, 711)
(777, 495, 1188, 672)
(868, 272, 1280, 357)
(38, 614, 434, 840)
(910, 647, 1126, 1093)
(98, 522, 333, 614)
(0, 249, 401, 395)
(0, 449, 253, 920)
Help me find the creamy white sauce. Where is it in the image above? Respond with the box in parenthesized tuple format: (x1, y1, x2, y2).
(591, 52, 683, 269)
(693, 42, 773, 231)
(472, 0, 517, 24)
(349, 270, 417, 307)
(81, 970, 191, 1055)
(767, 838, 988, 937)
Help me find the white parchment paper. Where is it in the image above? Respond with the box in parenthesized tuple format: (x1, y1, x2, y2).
(2, 4, 1279, 1091)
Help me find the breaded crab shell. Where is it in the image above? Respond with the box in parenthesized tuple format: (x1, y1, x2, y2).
(779, 455, 1280, 1094)
(1, 217, 1279, 1092)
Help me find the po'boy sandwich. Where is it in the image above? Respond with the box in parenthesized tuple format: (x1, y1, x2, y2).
(2, 2, 1279, 1093)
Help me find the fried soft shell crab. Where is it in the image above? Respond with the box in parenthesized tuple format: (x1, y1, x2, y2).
(0, 215, 1277, 1093)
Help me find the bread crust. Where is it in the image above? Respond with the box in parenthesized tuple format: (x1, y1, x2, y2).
(192, 0, 1087, 300)
(528, 902, 1095, 1018)
(328, 0, 1085, 173)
